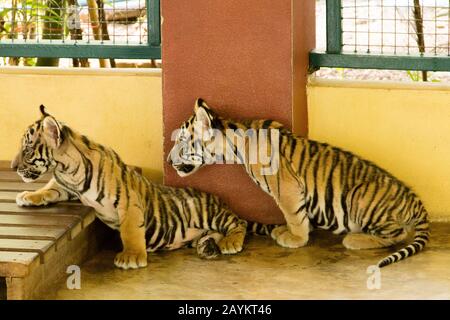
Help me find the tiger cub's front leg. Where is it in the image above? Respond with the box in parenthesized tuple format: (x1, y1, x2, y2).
(16, 178, 76, 207)
(270, 165, 310, 248)
(114, 206, 148, 269)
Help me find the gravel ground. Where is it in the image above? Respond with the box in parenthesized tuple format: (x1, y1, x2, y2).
(315, 67, 450, 82)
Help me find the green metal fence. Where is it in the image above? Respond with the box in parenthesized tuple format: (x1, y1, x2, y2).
(310, 0, 450, 72)
(0, 0, 160, 59)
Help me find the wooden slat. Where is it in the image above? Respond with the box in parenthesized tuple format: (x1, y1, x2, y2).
(0, 226, 66, 241)
(0, 239, 54, 253)
(0, 182, 47, 192)
(0, 191, 20, 202)
(0, 239, 55, 265)
(0, 171, 50, 182)
(0, 203, 90, 217)
(0, 200, 97, 239)
(0, 251, 40, 278)
(0, 161, 12, 170)
(82, 212, 96, 226)
(0, 205, 89, 233)
(0, 213, 78, 228)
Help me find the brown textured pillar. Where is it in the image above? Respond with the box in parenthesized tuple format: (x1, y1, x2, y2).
(162, 0, 315, 224)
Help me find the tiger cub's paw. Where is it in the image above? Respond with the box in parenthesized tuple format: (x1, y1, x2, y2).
(271, 225, 288, 240)
(271, 226, 308, 248)
(114, 250, 148, 270)
(219, 233, 244, 255)
(197, 237, 221, 259)
(16, 191, 48, 207)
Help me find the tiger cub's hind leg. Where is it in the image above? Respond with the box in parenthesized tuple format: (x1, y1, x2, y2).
(343, 229, 408, 250)
(194, 215, 247, 258)
(195, 228, 246, 259)
(344, 181, 410, 250)
(218, 218, 247, 255)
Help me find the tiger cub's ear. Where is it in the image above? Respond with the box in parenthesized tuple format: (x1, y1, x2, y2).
(194, 98, 211, 111)
(195, 105, 212, 130)
(40, 104, 50, 118)
(42, 116, 63, 148)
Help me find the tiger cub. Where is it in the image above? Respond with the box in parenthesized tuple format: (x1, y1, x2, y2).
(12, 105, 266, 270)
(168, 98, 430, 268)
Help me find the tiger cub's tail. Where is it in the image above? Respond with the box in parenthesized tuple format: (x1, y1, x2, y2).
(246, 221, 279, 236)
(377, 204, 430, 268)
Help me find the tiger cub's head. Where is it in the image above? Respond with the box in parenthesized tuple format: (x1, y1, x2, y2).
(12, 105, 65, 182)
(168, 98, 223, 177)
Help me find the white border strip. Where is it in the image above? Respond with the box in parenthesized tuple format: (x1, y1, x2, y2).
(308, 76, 450, 91)
(0, 66, 162, 77)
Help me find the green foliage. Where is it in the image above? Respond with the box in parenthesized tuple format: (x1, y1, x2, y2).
(0, 0, 65, 65)
(406, 70, 421, 82)
(0, 0, 64, 40)
(23, 56, 37, 66)
(406, 70, 442, 82)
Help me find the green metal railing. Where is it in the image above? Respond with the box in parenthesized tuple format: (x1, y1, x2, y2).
(0, 0, 160, 59)
(310, 0, 450, 72)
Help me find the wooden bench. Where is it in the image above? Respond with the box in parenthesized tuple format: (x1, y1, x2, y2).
(0, 161, 101, 300)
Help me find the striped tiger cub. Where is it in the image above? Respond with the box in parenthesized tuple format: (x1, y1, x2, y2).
(168, 98, 430, 268)
(11, 105, 272, 269)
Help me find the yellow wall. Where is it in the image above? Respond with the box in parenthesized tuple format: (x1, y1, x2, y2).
(0, 67, 163, 182)
(307, 78, 450, 221)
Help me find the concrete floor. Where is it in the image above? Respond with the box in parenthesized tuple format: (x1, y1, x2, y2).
(54, 223, 450, 300)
